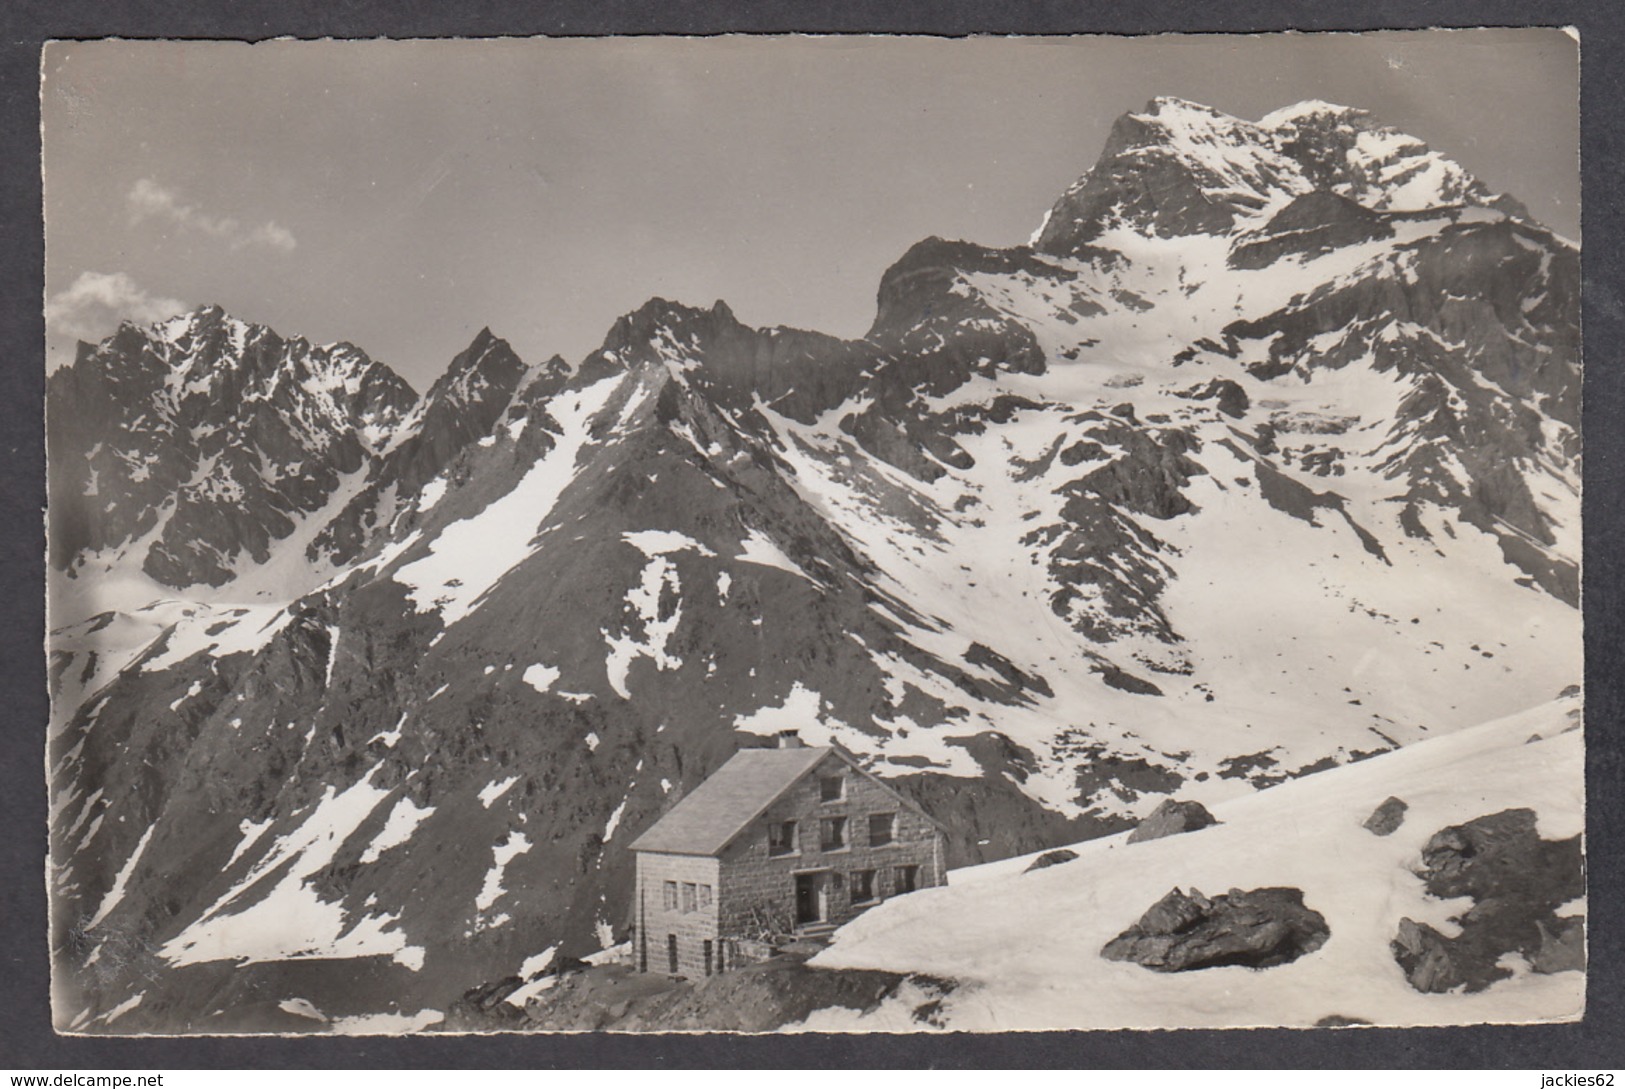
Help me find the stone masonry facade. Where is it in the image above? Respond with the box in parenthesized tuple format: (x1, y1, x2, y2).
(634, 852, 721, 979)
(633, 750, 944, 978)
(716, 754, 943, 944)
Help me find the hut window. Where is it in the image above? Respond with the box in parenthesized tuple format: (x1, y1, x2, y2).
(868, 813, 895, 846)
(853, 869, 877, 903)
(820, 775, 845, 802)
(821, 816, 847, 851)
(768, 820, 798, 856)
(896, 864, 919, 893)
(662, 880, 678, 910)
(681, 882, 697, 913)
(698, 884, 713, 910)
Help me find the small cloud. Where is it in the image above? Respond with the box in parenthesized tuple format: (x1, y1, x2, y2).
(241, 221, 297, 252)
(45, 270, 187, 344)
(127, 178, 296, 253)
(126, 177, 187, 224)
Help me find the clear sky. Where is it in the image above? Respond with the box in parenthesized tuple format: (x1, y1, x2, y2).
(42, 29, 1579, 391)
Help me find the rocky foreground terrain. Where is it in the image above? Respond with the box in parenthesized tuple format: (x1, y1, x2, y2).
(46, 97, 1579, 1033)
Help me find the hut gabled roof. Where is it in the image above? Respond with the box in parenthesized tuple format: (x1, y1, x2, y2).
(629, 746, 830, 857)
(628, 743, 946, 857)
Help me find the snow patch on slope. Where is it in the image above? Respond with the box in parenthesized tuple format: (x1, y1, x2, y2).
(602, 546, 687, 699)
(475, 830, 532, 914)
(359, 797, 435, 864)
(160, 768, 423, 971)
(522, 663, 560, 694)
(736, 528, 817, 583)
(87, 823, 156, 929)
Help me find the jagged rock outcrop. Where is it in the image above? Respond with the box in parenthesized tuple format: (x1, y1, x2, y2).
(1391, 808, 1584, 993)
(1363, 796, 1408, 836)
(1024, 849, 1079, 873)
(1128, 799, 1219, 844)
(1101, 886, 1330, 971)
(308, 328, 554, 568)
(1229, 190, 1394, 269)
(486, 959, 953, 1034)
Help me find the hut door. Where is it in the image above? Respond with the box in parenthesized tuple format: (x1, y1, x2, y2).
(795, 873, 824, 924)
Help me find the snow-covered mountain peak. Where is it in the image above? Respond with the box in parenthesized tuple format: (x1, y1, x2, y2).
(1257, 99, 1369, 128)
(136, 304, 254, 366)
(1035, 100, 1304, 253)
(425, 327, 523, 404)
(598, 296, 744, 353)
(1262, 103, 1516, 218)
(576, 296, 774, 396)
(1132, 95, 1260, 136)
(1119, 97, 1294, 188)
(109, 305, 412, 413)
(1035, 97, 1527, 257)
(47, 309, 418, 595)
(147, 301, 219, 335)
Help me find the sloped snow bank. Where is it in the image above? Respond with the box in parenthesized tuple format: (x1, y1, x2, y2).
(806, 696, 1583, 1030)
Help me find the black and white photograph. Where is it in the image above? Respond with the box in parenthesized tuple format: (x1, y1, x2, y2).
(41, 29, 1584, 1036)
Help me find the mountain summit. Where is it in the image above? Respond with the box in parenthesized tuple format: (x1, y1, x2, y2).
(47, 305, 417, 595)
(47, 99, 1579, 1033)
(1035, 97, 1528, 253)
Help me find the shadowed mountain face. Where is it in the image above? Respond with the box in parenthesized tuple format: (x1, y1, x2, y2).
(47, 306, 417, 589)
(46, 97, 1579, 1034)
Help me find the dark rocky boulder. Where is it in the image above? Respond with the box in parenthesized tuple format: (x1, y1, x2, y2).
(1102, 886, 1330, 972)
(463, 974, 526, 1012)
(1391, 919, 1462, 994)
(1128, 798, 1219, 844)
(1391, 808, 1585, 993)
(440, 975, 530, 1030)
(1024, 849, 1079, 873)
(1363, 796, 1408, 836)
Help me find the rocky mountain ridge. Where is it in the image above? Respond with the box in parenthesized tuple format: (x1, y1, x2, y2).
(46, 96, 1580, 1033)
(48, 306, 416, 594)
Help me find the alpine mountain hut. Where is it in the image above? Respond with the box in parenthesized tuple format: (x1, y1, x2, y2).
(627, 731, 946, 977)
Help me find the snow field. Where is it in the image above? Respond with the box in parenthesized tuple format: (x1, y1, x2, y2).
(395, 374, 623, 624)
(744, 177, 1577, 823)
(807, 698, 1583, 1030)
